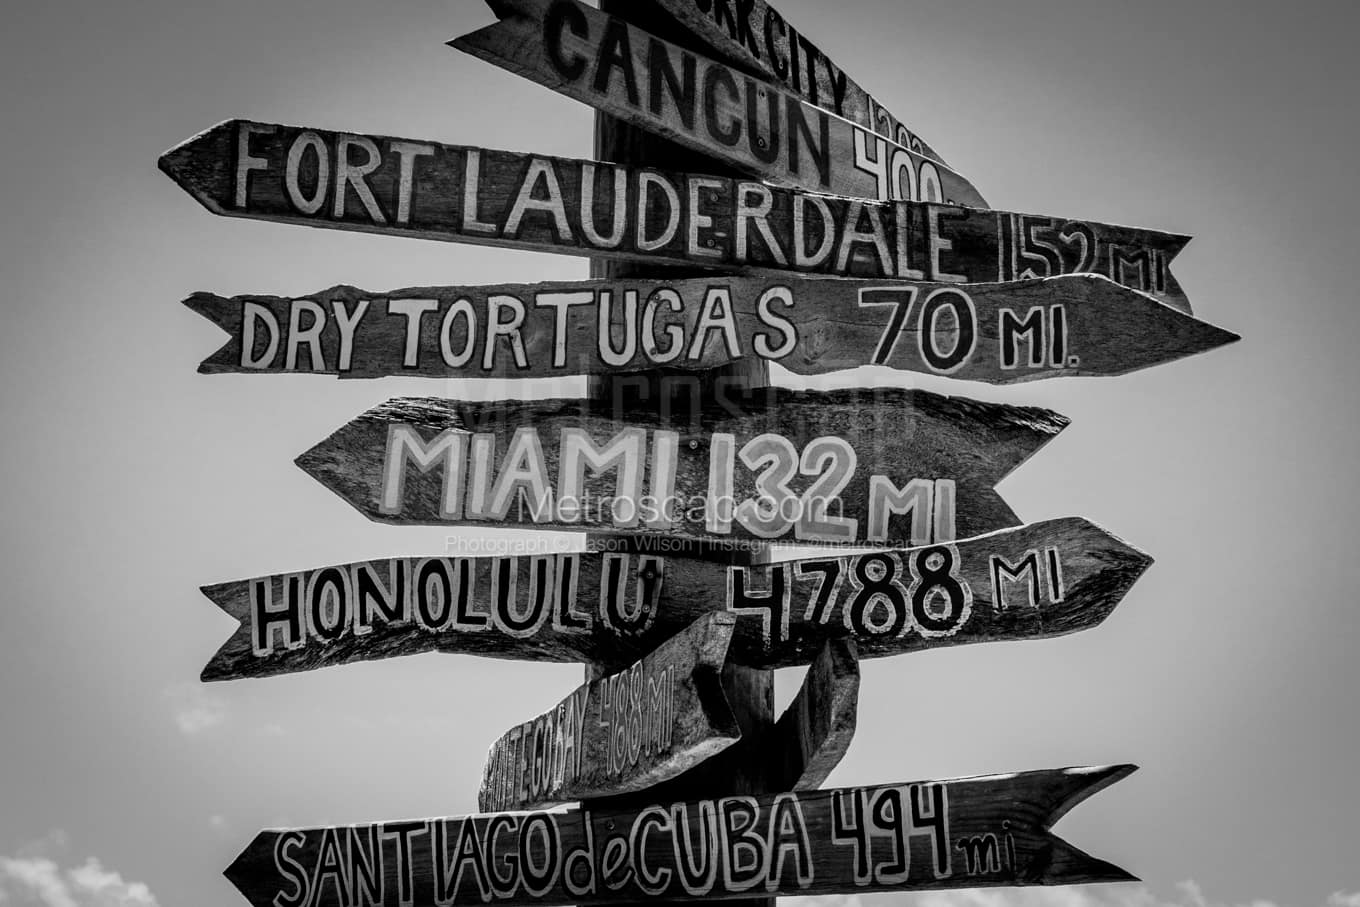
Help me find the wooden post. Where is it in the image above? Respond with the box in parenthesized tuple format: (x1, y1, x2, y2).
(583, 4, 774, 904)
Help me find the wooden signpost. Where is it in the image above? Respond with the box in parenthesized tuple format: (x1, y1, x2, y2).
(294, 389, 1066, 545)
(643, 0, 950, 162)
(576, 8, 785, 898)
(197, 517, 1149, 681)
(223, 764, 1136, 907)
(479, 612, 742, 812)
(163, 0, 1242, 902)
(184, 274, 1235, 383)
(159, 119, 1194, 311)
(450, 0, 988, 207)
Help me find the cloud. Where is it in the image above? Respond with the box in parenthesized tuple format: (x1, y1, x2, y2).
(66, 860, 156, 907)
(0, 859, 76, 907)
(1329, 895, 1360, 907)
(161, 682, 226, 735)
(9, 835, 68, 862)
(0, 843, 158, 907)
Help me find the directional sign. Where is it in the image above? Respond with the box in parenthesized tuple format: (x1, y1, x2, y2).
(185, 274, 1234, 382)
(767, 636, 858, 791)
(451, 0, 987, 207)
(224, 764, 1136, 907)
(295, 388, 1064, 545)
(479, 612, 742, 812)
(646, 0, 949, 163)
(198, 517, 1148, 681)
(159, 119, 1193, 311)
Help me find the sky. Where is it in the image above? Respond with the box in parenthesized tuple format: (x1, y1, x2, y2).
(1, 1, 1358, 907)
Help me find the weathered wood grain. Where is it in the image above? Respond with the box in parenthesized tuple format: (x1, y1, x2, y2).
(644, 0, 951, 163)
(451, 0, 986, 207)
(479, 612, 742, 812)
(294, 389, 1065, 545)
(184, 274, 1235, 382)
(198, 517, 1149, 681)
(159, 119, 1193, 311)
(769, 636, 859, 791)
(223, 764, 1137, 907)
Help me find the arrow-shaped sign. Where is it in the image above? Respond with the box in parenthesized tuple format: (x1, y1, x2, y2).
(643, 0, 950, 165)
(224, 764, 1136, 906)
(198, 517, 1148, 681)
(184, 274, 1234, 382)
(159, 120, 1193, 311)
(451, 0, 987, 208)
(295, 388, 1063, 545)
(479, 612, 741, 812)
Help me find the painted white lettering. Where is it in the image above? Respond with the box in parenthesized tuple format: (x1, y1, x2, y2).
(636, 172, 681, 252)
(330, 299, 370, 372)
(484, 295, 529, 370)
(334, 134, 386, 223)
(753, 286, 797, 359)
(285, 299, 325, 371)
(235, 122, 275, 209)
(388, 298, 439, 368)
(535, 291, 595, 368)
(504, 158, 572, 239)
(240, 303, 280, 369)
(389, 140, 435, 225)
(380, 425, 467, 519)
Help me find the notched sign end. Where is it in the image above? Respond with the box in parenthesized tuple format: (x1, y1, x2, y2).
(181, 292, 239, 374)
(197, 581, 251, 683)
(1036, 764, 1141, 885)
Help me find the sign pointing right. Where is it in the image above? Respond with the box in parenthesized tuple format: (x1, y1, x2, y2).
(184, 274, 1236, 383)
(197, 517, 1149, 681)
(224, 765, 1137, 907)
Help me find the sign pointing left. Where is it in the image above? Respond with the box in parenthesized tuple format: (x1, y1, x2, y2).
(451, 0, 988, 207)
(159, 120, 1192, 306)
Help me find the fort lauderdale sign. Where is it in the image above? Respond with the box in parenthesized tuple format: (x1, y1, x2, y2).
(160, 119, 1194, 311)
